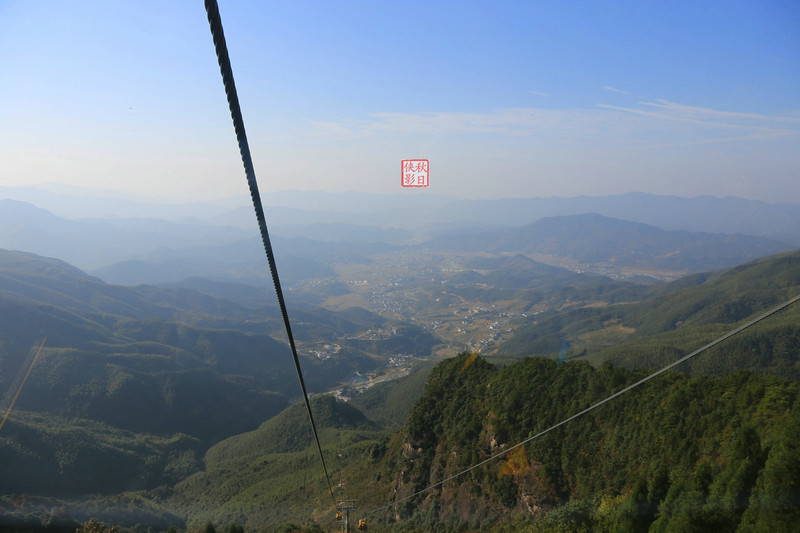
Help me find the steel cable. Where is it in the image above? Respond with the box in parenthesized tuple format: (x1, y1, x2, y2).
(204, 0, 337, 508)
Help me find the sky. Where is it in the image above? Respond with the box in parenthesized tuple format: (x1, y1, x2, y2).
(1, 0, 799, 204)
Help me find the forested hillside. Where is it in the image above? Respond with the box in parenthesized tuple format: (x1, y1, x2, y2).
(499, 251, 800, 378)
(369, 353, 800, 532)
(0, 249, 433, 501)
(124, 349, 800, 532)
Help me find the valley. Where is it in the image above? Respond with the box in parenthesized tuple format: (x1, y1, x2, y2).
(0, 190, 799, 532)
(294, 247, 655, 367)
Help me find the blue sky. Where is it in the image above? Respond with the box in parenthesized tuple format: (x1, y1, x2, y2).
(1, 0, 798, 203)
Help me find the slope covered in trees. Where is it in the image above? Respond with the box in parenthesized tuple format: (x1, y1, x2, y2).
(161, 395, 386, 530)
(371, 353, 800, 532)
(499, 251, 800, 377)
(0, 249, 431, 501)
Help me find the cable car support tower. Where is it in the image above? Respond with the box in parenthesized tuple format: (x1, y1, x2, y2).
(336, 499, 357, 533)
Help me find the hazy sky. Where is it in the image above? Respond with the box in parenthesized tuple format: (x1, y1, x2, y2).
(1, 0, 799, 203)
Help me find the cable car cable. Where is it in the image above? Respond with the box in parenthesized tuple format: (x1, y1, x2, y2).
(203, 0, 337, 508)
(0, 337, 46, 434)
(366, 292, 800, 515)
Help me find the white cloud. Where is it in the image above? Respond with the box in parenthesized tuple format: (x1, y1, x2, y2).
(641, 99, 800, 123)
(304, 97, 799, 152)
(598, 99, 800, 143)
(307, 108, 622, 140)
(603, 86, 631, 95)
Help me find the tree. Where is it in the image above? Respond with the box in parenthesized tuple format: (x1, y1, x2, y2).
(77, 518, 116, 533)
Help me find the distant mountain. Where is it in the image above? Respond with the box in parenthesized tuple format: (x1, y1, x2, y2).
(436, 192, 800, 244)
(5, 189, 800, 290)
(425, 213, 794, 274)
(271, 222, 409, 244)
(451, 254, 619, 290)
(89, 237, 368, 287)
(90, 233, 398, 286)
(224, 190, 800, 243)
(0, 249, 266, 327)
(0, 184, 247, 221)
(158, 277, 277, 308)
(0, 199, 252, 270)
(5, 185, 800, 243)
(90, 247, 337, 286)
(213, 205, 415, 243)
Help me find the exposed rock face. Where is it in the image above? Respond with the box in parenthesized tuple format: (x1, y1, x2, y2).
(390, 428, 559, 523)
(388, 355, 560, 524)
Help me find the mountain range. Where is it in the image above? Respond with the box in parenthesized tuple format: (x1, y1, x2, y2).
(4, 186, 800, 242)
(1, 185, 800, 531)
(422, 213, 792, 274)
(1, 193, 796, 288)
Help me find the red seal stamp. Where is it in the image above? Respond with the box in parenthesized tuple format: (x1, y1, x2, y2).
(401, 159, 429, 187)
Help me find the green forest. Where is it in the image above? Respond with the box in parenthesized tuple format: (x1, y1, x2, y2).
(372, 353, 800, 532)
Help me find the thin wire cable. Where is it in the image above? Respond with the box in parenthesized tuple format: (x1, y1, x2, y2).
(0, 338, 46, 434)
(203, 0, 337, 507)
(368, 292, 800, 515)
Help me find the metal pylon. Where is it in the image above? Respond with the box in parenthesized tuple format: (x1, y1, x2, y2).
(337, 500, 356, 533)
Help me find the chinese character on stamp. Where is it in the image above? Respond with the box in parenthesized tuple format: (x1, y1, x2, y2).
(401, 159, 429, 187)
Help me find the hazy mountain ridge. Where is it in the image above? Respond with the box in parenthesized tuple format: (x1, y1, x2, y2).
(2, 191, 798, 291)
(220, 190, 800, 243)
(450, 254, 618, 291)
(89, 243, 339, 287)
(425, 213, 794, 274)
(156, 277, 277, 308)
(0, 185, 248, 221)
(436, 192, 800, 244)
(0, 250, 217, 321)
(0, 199, 253, 271)
(493, 213, 792, 266)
